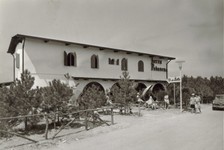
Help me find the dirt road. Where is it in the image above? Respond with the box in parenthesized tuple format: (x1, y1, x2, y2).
(49, 105, 223, 150)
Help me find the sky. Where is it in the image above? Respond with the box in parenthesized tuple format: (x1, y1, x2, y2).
(0, 0, 223, 83)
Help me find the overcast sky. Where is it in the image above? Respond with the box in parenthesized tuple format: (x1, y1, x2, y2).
(0, 0, 223, 83)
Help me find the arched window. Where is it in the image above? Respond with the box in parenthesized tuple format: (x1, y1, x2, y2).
(64, 51, 77, 66)
(91, 54, 99, 69)
(109, 58, 115, 65)
(121, 58, 128, 71)
(138, 60, 144, 72)
(116, 59, 119, 65)
(111, 59, 115, 64)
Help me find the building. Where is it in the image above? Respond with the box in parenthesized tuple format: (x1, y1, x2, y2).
(7, 34, 175, 98)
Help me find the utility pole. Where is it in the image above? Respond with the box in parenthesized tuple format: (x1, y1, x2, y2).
(176, 61, 185, 112)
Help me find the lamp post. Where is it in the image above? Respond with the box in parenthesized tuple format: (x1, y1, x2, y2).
(176, 60, 185, 112)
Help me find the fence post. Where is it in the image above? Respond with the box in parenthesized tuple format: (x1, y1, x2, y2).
(111, 108, 114, 125)
(24, 117, 28, 131)
(44, 113, 49, 139)
(138, 103, 141, 117)
(52, 117, 77, 139)
(53, 112, 56, 130)
(85, 111, 88, 130)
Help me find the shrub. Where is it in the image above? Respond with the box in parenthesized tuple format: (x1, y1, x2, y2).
(78, 85, 106, 110)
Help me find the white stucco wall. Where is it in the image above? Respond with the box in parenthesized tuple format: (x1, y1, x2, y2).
(21, 38, 168, 84)
(12, 37, 172, 96)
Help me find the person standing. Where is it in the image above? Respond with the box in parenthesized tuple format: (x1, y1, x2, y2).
(195, 94, 201, 113)
(106, 95, 113, 106)
(164, 94, 170, 109)
(190, 93, 196, 113)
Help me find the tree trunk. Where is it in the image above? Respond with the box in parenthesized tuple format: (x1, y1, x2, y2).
(24, 117, 28, 131)
(53, 112, 56, 129)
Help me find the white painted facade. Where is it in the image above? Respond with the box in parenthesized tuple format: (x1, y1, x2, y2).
(10, 35, 175, 97)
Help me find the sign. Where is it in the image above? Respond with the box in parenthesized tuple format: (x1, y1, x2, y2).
(167, 76, 180, 83)
(151, 57, 167, 72)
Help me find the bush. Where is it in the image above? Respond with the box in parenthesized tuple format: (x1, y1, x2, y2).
(78, 85, 106, 110)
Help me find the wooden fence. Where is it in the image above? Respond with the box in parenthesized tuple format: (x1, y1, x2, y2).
(0, 106, 115, 142)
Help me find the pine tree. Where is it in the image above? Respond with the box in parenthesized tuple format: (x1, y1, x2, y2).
(110, 71, 137, 114)
(78, 84, 106, 110)
(0, 70, 38, 131)
(40, 79, 73, 113)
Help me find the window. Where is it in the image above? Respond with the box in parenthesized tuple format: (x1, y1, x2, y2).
(64, 51, 77, 66)
(68, 53, 74, 66)
(111, 59, 115, 64)
(109, 58, 115, 65)
(121, 58, 128, 71)
(16, 53, 20, 69)
(138, 60, 144, 72)
(116, 59, 119, 65)
(91, 54, 99, 69)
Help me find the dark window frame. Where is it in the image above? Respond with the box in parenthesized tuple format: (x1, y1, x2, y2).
(116, 59, 119, 65)
(64, 51, 77, 67)
(121, 58, 128, 71)
(91, 54, 99, 69)
(138, 60, 144, 72)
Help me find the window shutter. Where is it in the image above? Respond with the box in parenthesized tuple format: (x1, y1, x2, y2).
(91, 55, 95, 68)
(70, 54, 74, 66)
(64, 51, 68, 66)
(16, 53, 20, 69)
(96, 55, 99, 68)
(74, 52, 77, 67)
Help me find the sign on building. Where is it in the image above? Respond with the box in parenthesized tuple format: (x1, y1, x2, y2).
(167, 76, 180, 83)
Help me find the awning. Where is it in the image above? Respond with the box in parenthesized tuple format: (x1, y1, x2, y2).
(142, 85, 153, 97)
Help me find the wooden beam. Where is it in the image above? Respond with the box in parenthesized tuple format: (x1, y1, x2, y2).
(0, 129, 38, 143)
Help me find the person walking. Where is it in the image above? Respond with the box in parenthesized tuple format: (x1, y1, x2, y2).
(190, 93, 196, 113)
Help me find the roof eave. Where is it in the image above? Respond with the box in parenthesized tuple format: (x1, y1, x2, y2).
(7, 35, 24, 54)
(7, 34, 176, 60)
